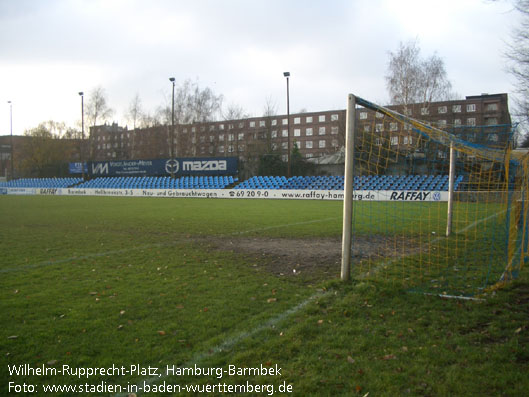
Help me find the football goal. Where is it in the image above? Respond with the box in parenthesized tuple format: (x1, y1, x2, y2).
(341, 94, 527, 296)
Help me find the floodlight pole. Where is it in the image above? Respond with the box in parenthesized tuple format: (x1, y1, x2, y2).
(446, 142, 455, 236)
(169, 77, 176, 179)
(284, 72, 291, 178)
(78, 92, 85, 180)
(341, 94, 356, 281)
(7, 101, 14, 180)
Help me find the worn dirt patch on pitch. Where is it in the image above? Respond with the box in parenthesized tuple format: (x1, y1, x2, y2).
(202, 235, 419, 281)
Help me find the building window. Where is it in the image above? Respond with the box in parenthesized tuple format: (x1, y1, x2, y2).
(403, 136, 413, 145)
(486, 117, 498, 125)
(375, 123, 384, 132)
(467, 118, 476, 126)
(376, 112, 383, 119)
(282, 142, 288, 149)
(466, 104, 476, 112)
(420, 107, 429, 115)
(319, 115, 326, 122)
(438, 120, 447, 128)
(305, 153, 313, 158)
(282, 129, 288, 137)
(219, 134, 224, 141)
(452, 104, 462, 113)
(319, 140, 326, 148)
(294, 128, 301, 137)
(306, 128, 313, 136)
(238, 133, 244, 140)
(405, 108, 413, 116)
(306, 141, 313, 149)
(259, 120, 266, 127)
(332, 139, 338, 147)
(488, 134, 499, 142)
(438, 151, 447, 159)
(294, 117, 301, 124)
(454, 119, 462, 126)
(271, 130, 277, 138)
(228, 145, 234, 153)
(390, 122, 398, 132)
(282, 155, 288, 161)
(375, 138, 381, 146)
(438, 106, 447, 114)
(319, 127, 326, 135)
(331, 114, 339, 121)
(359, 112, 368, 120)
(249, 121, 255, 128)
(219, 124, 225, 130)
(331, 126, 339, 135)
(228, 134, 234, 141)
(486, 103, 498, 112)
(200, 136, 205, 143)
(271, 119, 277, 126)
(364, 125, 371, 132)
(390, 136, 399, 145)
(306, 116, 313, 123)
(282, 118, 288, 125)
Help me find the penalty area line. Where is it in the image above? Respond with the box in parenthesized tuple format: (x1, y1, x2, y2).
(2, 217, 341, 274)
(115, 289, 329, 396)
(231, 217, 341, 235)
(0, 243, 167, 274)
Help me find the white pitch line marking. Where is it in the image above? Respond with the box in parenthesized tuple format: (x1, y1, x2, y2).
(115, 290, 328, 396)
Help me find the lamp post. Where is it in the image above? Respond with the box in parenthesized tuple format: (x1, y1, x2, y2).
(78, 92, 85, 180)
(283, 72, 291, 178)
(169, 77, 176, 179)
(7, 101, 13, 180)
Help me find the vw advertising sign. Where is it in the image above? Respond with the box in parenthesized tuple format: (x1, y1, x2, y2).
(88, 157, 237, 177)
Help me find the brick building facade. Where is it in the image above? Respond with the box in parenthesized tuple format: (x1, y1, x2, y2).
(89, 93, 512, 164)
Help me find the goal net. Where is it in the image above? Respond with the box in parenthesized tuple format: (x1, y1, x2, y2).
(342, 95, 528, 296)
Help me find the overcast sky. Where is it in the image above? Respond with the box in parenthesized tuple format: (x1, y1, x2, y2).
(0, 0, 520, 135)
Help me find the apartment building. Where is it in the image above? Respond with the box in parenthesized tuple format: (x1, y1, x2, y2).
(357, 93, 511, 151)
(88, 93, 511, 163)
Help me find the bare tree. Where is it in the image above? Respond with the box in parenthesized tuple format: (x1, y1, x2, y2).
(86, 86, 114, 127)
(168, 78, 223, 124)
(262, 96, 277, 117)
(126, 93, 144, 159)
(506, 0, 529, 138)
(157, 78, 223, 156)
(223, 103, 248, 120)
(386, 39, 453, 113)
(126, 93, 143, 130)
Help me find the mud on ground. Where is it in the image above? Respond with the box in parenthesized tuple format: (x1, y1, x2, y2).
(201, 235, 419, 282)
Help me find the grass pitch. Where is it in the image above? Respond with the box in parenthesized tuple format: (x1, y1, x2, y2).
(1, 196, 528, 396)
